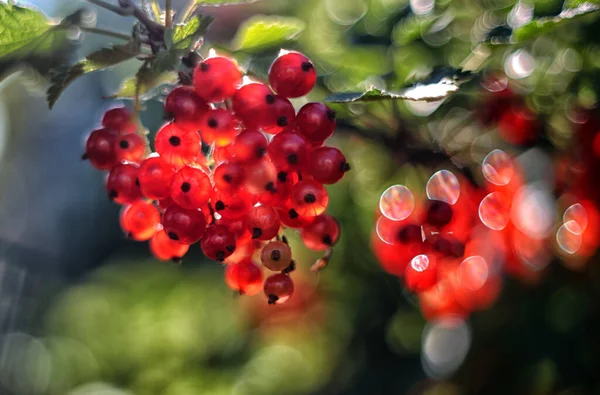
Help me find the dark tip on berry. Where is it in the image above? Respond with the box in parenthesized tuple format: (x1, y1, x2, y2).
(135, 178, 140, 187)
(181, 182, 191, 193)
(81, 153, 89, 160)
(207, 118, 218, 128)
(340, 162, 351, 172)
(288, 209, 299, 219)
(108, 189, 118, 200)
(168, 232, 179, 241)
(267, 294, 279, 304)
(304, 193, 316, 204)
(171, 257, 182, 264)
(265, 182, 276, 193)
(215, 251, 225, 262)
(277, 171, 288, 182)
(277, 116, 288, 127)
(326, 109, 336, 121)
(119, 139, 129, 149)
(169, 136, 181, 146)
(252, 228, 262, 239)
(271, 250, 281, 261)
(215, 200, 226, 211)
(282, 260, 296, 274)
(322, 235, 333, 245)
(226, 245, 235, 252)
(301, 61, 314, 72)
(223, 174, 233, 183)
(265, 94, 276, 104)
(287, 154, 298, 165)
(256, 147, 267, 158)
(199, 62, 209, 72)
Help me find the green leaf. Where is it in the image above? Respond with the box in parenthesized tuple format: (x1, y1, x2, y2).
(325, 68, 473, 103)
(233, 15, 305, 53)
(46, 40, 142, 108)
(195, 0, 261, 5)
(168, 15, 214, 51)
(108, 71, 179, 100)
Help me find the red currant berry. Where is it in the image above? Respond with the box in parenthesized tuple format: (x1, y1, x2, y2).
(296, 103, 336, 144)
(157, 196, 176, 211)
(120, 200, 160, 240)
(268, 131, 310, 171)
(225, 259, 263, 295)
(213, 161, 245, 191)
(261, 95, 296, 135)
(263, 273, 294, 304)
(309, 146, 350, 184)
(106, 163, 142, 204)
(154, 123, 201, 168)
(102, 107, 135, 133)
(114, 133, 146, 164)
(498, 105, 540, 146)
(84, 128, 118, 170)
(213, 144, 236, 164)
(243, 159, 278, 195)
(300, 213, 340, 251)
(268, 52, 316, 98)
(276, 205, 315, 229)
(405, 254, 437, 292)
(426, 200, 453, 227)
(234, 129, 268, 163)
(246, 205, 281, 240)
(289, 179, 329, 217)
(165, 86, 210, 122)
(138, 156, 176, 200)
(261, 241, 292, 271)
(212, 188, 253, 219)
(232, 83, 273, 129)
(150, 229, 190, 261)
(200, 224, 236, 262)
(199, 108, 239, 147)
(218, 216, 252, 246)
(193, 56, 242, 102)
(170, 166, 212, 209)
(428, 234, 465, 258)
(161, 204, 207, 244)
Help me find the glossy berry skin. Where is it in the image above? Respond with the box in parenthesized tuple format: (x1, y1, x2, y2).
(268, 52, 316, 98)
(120, 200, 160, 241)
(114, 133, 146, 163)
(161, 204, 207, 244)
(193, 57, 242, 102)
(138, 156, 176, 200)
(106, 163, 142, 204)
(276, 206, 315, 229)
(246, 205, 280, 240)
(213, 188, 253, 219)
(165, 86, 210, 122)
(234, 129, 268, 163)
(300, 213, 340, 251)
(309, 146, 349, 184)
(150, 229, 190, 261)
(263, 273, 294, 304)
(199, 108, 239, 147)
(290, 179, 329, 217)
(218, 216, 252, 246)
(268, 131, 310, 171)
(225, 259, 263, 295)
(261, 95, 296, 135)
(296, 103, 336, 144)
(85, 128, 118, 170)
(170, 166, 212, 209)
(405, 254, 437, 293)
(426, 200, 453, 227)
(243, 159, 278, 195)
(102, 107, 135, 133)
(154, 123, 201, 168)
(213, 162, 245, 191)
(232, 83, 273, 129)
(261, 241, 292, 271)
(213, 144, 236, 164)
(200, 224, 236, 262)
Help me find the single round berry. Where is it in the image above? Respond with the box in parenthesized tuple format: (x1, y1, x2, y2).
(165, 86, 210, 122)
(296, 102, 336, 144)
(120, 200, 160, 241)
(154, 123, 201, 168)
(213, 161, 245, 191)
(200, 224, 236, 262)
(290, 179, 329, 217)
(212, 188, 253, 219)
(114, 133, 146, 163)
(170, 166, 212, 209)
(405, 254, 437, 292)
(261, 241, 292, 271)
(106, 163, 142, 204)
(199, 108, 239, 147)
(231, 83, 273, 130)
(193, 56, 242, 102)
(150, 229, 190, 261)
(309, 146, 349, 184)
(138, 156, 176, 200)
(261, 96, 296, 135)
(268, 131, 310, 171)
(225, 259, 263, 295)
(426, 200, 453, 227)
(276, 206, 315, 229)
(268, 52, 316, 98)
(246, 205, 281, 241)
(300, 213, 340, 251)
(84, 128, 118, 170)
(102, 107, 135, 133)
(243, 159, 278, 195)
(218, 216, 252, 246)
(161, 204, 207, 244)
(263, 273, 294, 304)
(234, 129, 268, 163)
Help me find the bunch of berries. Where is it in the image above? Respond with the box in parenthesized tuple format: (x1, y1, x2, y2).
(83, 51, 349, 305)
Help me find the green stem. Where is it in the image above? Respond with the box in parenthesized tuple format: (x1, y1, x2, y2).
(133, 75, 151, 154)
(80, 26, 131, 41)
(165, 0, 173, 28)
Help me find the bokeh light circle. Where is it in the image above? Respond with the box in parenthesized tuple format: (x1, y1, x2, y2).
(556, 221, 583, 254)
(478, 192, 510, 230)
(563, 203, 587, 235)
(482, 149, 513, 186)
(375, 216, 400, 245)
(422, 318, 471, 379)
(379, 185, 415, 221)
(426, 170, 460, 205)
(411, 254, 430, 272)
(511, 183, 555, 239)
(458, 256, 489, 290)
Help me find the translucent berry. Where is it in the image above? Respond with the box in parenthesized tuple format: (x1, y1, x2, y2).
(261, 241, 292, 271)
(200, 224, 236, 262)
(426, 200, 453, 227)
(243, 159, 278, 195)
(290, 179, 329, 217)
(309, 146, 350, 184)
(232, 83, 273, 129)
(199, 108, 239, 147)
(300, 213, 340, 251)
(150, 229, 190, 261)
(161, 204, 207, 244)
(193, 56, 242, 102)
(213, 143, 236, 164)
(213, 161, 245, 191)
(246, 205, 281, 240)
(114, 133, 146, 163)
(106, 163, 142, 204)
(296, 103, 336, 144)
(268, 131, 310, 171)
(261, 95, 296, 135)
(138, 156, 176, 200)
(120, 200, 160, 240)
(154, 123, 201, 168)
(225, 259, 263, 295)
(263, 273, 294, 304)
(268, 52, 316, 98)
(276, 205, 315, 229)
(498, 105, 540, 146)
(165, 86, 210, 122)
(218, 216, 252, 246)
(170, 166, 212, 209)
(84, 128, 118, 170)
(234, 129, 268, 163)
(405, 254, 437, 292)
(213, 188, 253, 219)
(102, 107, 135, 133)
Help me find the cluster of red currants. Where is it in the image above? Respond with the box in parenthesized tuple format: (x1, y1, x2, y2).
(83, 51, 348, 305)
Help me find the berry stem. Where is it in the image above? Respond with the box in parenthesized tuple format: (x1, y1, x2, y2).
(86, 0, 164, 39)
(79, 26, 132, 41)
(311, 248, 333, 273)
(165, 0, 173, 28)
(178, 0, 197, 23)
(132, 73, 151, 155)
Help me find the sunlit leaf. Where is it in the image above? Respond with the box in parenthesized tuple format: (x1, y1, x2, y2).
(194, 0, 261, 5)
(233, 15, 305, 53)
(108, 71, 178, 100)
(167, 14, 214, 51)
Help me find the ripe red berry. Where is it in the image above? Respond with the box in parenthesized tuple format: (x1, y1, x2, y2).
(296, 103, 336, 144)
(138, 156, 176, 200)
(165, 86, 210, 122)
(261, 241, 292, 271)
(212, 188, 253, 219)
(150, 229, 190, 261)
(234, 129, 268, 163)
(200, 224, 236, 262)
(120, 200, 160, 240)
(300, 213, 340, 251)
(218, 216, 252, 246)
(106, 163, 142, 204)
(263, 273, 294, 304)
(213, 161, 245, 191)
(154, 123, 201, 168)
(246, 205, 281, 240)
(261, 95, 296, 135)
(170, 166, 212, 209)
(268, 131, 310, 171)
(225, 259, 263, 295)
(102, 107, 135, 133)
(309, 146, 350, 184)
(193, 56, 242, 102)
(497, 105, 540, 146)
(268, 52, 316, 98)
(161, 204, 207, 244)
(114, 133, 146, 163)
(426, 200, 453, 227)
(199, 108, 239, 147)
(84, 128, 118, 170)
(289, 179, 329, 217)
(243, 159, 278, 195)
(232, 83, 273, 129)
(213, 144, 236, 164)
(405, 254, 437, 292)
(276, 205, 315, 229)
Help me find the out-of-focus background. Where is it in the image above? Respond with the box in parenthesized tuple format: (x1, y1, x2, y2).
(2, 0, 600, 394)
